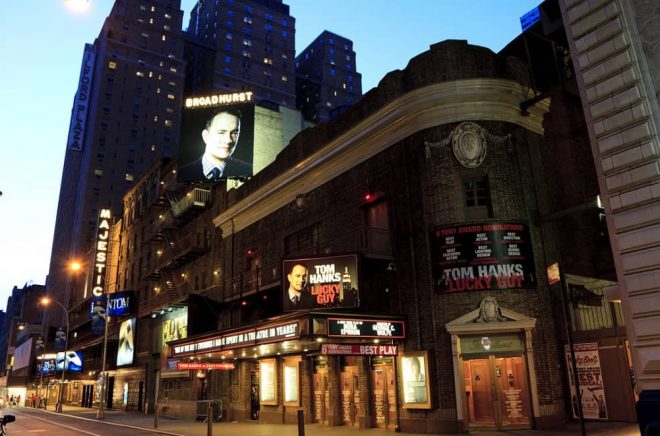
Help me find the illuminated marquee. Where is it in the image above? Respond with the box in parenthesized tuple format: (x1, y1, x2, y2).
(185, 91, 253, 108)
(176, 362, 235, 371)
(92, 209, 112, 297)
(172, 321, 300, 357)
(321, 344, 399, 356)
(327, 318, 406, 338)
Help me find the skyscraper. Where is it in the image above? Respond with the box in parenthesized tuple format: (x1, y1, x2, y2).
(47, 0, 186, 308)
(295, 30, 362, 123)
(186, 0, 296, 106)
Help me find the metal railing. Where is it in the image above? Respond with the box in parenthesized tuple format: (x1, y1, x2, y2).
(196, 399, 223, 422)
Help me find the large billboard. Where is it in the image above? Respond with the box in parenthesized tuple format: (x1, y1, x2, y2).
(283, 254, 359, 311)
(178, 91, 255, 182)
(431, 222, 535, 292)
(117, 318, 136, 367)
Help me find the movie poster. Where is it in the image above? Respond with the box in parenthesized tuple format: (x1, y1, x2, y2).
(116, 318, 136, 366)
(565, 342, 608, 420)
(178, 92, 255, 182)
(431, 222, 535, 292)
(282, 254, 359, 311)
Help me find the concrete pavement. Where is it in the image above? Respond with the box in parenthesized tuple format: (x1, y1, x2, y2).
(4, 404, 641, 436)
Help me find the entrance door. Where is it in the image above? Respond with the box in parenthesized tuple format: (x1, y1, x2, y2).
(341, 370, 355, 426)
(313, 370, 329, 424)
(463, 356, 531, 430)
(372, 368, 387, 428)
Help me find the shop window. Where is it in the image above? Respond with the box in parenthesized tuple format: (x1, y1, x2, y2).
(364, 199, 392, 256)
(284, 223, 319, 256)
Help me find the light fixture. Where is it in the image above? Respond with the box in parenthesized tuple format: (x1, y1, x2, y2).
(373, 339, 380, 344)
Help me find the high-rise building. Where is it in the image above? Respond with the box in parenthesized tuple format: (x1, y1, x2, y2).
(47, 0, 186, 308)
(186, 0, 296, 107)
(295, 30, 362, 123)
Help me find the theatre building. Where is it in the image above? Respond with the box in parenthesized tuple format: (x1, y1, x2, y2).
(110, 39, 625, 433)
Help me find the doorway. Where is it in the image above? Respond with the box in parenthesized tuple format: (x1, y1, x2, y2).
(340, 367, 359, 427)
(371, 364, 397, 429)
(463, 356, 531, 430)
(313, 369, 329, 424)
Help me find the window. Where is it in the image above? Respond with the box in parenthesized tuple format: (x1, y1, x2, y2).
(164, 119, 173, 127)
(108, 61, 117, 69)
(243, 16, 252, 24)
(281, 30, 288, 38)
(463, 176, 492, 219)
(136, 71, 145, 77)
(284, 224, 319, 256)
(263, 57, 272, 65)
(281, 75, 288, 82)
(224, 55, 231, 64)
(264, 23, 273, 32)
(242, 38, 252, 46)
(167, 93, 175, 100)
(226, 32, 233, 39)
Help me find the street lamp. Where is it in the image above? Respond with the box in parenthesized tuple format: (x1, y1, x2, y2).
(40, 296, 69, 413)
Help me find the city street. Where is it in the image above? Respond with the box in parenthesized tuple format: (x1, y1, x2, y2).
(1, 405, 641, 436)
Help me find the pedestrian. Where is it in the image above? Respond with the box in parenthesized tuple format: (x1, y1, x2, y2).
(17, 394, 21, 407)
(9, 394, 14, 406)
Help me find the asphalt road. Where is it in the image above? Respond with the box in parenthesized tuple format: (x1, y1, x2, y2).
(3, 408, 163, 435)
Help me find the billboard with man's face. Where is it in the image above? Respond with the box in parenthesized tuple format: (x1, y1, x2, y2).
(283, 254, 359, 312)
(177, 92, 255, 183)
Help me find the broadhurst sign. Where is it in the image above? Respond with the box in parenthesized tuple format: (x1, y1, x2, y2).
(431, 222, 536, 292)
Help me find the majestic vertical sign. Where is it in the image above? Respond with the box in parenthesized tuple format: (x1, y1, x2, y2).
(431, 222, 535, 292)
(92, 209, 112, 297)
(67, 43, 96, 151)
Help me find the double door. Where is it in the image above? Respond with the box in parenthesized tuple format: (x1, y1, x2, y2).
(463, 355, 531, 430)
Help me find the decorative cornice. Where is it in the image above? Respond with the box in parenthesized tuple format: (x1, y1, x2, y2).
(213, 79, 550, 237)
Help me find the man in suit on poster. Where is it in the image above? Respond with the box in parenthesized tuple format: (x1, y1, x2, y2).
(284, 263, 314, 311)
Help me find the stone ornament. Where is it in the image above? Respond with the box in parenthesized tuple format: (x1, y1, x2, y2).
(475, 296, 506, 323)
(452, 122, 487, 168)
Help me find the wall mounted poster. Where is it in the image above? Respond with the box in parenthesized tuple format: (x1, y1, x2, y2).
(431, 222, 535, 292)
(260, 359, 277, 405)
(565, 342, 608, 420)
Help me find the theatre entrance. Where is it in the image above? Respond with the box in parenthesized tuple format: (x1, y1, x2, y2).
(463, 355, 531, 430)
(313, 369, 330, 424)
(340, 367, 359, 427)
(371, 359, 397, 429)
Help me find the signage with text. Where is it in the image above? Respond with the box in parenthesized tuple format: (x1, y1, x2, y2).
(176, 362, 235, 371)
(92, 209, 112, 297)
(321, 344, 399, 356)
(327, 318, 405, 338)
(283, 254, 359, 311)
(431, 222, 536, 292)
(89, 291, 136, 317)
(173, 321, 300, 357)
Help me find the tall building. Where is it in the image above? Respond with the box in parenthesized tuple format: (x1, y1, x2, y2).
(47, 0, 186, 309)
(186, 0, 296, 106)
(295, 30, 362, 123)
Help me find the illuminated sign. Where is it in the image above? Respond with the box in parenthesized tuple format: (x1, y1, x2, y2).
(431, 222, 536, 292)
(520, 6, 541, 32)
(67, 43, 96, 151)
(283, 254, 359, 311)
(327, 318, 405, 338)
(321, 344, 399, 356)
(176, 362, 235, 371)
(56, 351, 83, 371)
(172, 321, 300, 357)
(90, 291, 135, 317)
(185, 91, 253, 108)
(178, 94, 255, 183)
(91, 209, 112, 297)
(116, 318, 136, 366)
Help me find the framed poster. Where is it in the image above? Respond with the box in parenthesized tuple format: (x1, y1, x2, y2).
(283, 357, 301, 406)
(260, 358, 277, 405)
(400, 351, 431, 409)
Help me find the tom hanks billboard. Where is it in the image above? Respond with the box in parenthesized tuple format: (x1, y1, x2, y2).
(283, 254, 359, 312)
(177, 91, 255, 183)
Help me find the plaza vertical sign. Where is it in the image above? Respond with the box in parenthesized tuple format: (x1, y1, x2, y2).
(67, 43, 96, 151)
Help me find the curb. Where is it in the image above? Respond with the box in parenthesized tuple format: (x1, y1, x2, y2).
(21, 407, 186, 436)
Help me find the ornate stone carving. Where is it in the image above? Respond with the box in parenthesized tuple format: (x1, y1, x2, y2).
(475, 296, 506, 323)
(452, 122, 488, 168)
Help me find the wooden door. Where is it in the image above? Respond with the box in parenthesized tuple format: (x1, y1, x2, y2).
(341, 370, 354, 426)
(372, 368, 387, 428)
(464, 358, 495, 427)
(495, 357, 531, 427)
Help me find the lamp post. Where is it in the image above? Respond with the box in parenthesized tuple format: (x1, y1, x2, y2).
(40, 296, 70, 413)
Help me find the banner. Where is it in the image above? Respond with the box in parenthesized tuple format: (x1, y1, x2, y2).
(283, 254, 359, 311)
(431, 222, 535, 292)
(565, 342, 608, 420)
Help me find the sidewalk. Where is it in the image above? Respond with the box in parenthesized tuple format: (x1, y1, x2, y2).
(17, 404, 642, 436)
